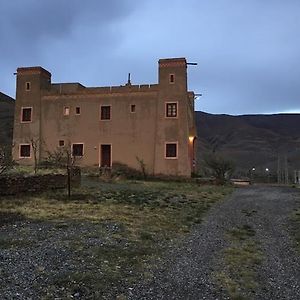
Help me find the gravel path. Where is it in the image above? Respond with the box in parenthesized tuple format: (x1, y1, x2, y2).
(128, 185, 300, 300)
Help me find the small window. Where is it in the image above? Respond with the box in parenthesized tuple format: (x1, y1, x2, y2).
(64, 106, 70, 116)
(101, 105, 111, 120)
(131, 104, 136, 113)
(75, 107, 81, 115)
(25, 82, 31, 91)
(166, 143, 177, 159)
(59, 140, 65, 147)
(166, 102, 178, 118)
(72, 143, 83, 156)
(20, 144, 31, 158)
(21, 107, 32, 122)
(169, 74, 175, 84)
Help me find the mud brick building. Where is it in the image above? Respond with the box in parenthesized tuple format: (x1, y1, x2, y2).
(13, 57, 197, 177)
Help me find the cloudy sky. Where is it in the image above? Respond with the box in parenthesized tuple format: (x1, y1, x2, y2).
(0, 0, 299, 115)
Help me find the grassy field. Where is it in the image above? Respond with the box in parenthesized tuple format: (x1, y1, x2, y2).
(0, 179, 232, 298)
(215, 223, 263, 300)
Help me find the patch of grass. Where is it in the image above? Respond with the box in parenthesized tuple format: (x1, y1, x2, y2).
(290, 208, 300, 253)
(215, 225, 263, 299)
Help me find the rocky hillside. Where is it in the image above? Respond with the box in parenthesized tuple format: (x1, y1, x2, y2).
(0, 92, 15, 146)
(196, 111, 300, 177)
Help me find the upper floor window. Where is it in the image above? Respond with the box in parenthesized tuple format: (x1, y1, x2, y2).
(169, 74, 175, 84)
(72, 143, 84, 157)
(19, 144, 31, 158)
(63, 106, 70, 116)
(25, 82, 31, 91)
(165, 143, 178, 159)
(166, 102, 178, 118)
(59, 140, 65, 147)
(130, 104, 136, 113)
(75, 107, 81, 115)
(21, 107, 32, 122)
(101, 105, 111, 120)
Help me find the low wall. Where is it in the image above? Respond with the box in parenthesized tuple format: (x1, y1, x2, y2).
(0, 173, 80, 196)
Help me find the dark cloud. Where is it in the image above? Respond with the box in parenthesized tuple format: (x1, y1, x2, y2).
(0, 0, 299, 114)
(0, 0, 135, 60)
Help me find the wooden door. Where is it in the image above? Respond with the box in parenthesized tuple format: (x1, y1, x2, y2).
(101, 144, 111, 167)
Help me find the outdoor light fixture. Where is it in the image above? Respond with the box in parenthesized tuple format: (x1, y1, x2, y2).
(189, 136, 194, 143)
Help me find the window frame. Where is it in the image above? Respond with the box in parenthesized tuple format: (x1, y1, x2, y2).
(169, 73, 175, 84)
(72, 143, 84, 157)
(75, 106, 81, 115)
(20, 107, 33, 123)
(19, 144, 31, 158)
(165, 142, 178, 159)
(25, 82, 31, 91)
(130, 104, 136, 113)
(165, 102, 178, 118)
(100, 105, 111, 121)
(63, 106, 70, 116)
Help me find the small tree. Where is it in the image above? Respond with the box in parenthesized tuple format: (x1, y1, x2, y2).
(30, 138, 40, 174)
(204, 153, 235, 184)
(45, 144, 80, 199)
(136, 156, 147, 180)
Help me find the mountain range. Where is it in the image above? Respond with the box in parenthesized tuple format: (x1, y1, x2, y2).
(196, 111, 300, 177)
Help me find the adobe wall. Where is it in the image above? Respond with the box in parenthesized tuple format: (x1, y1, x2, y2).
(0, 173, 80, 195)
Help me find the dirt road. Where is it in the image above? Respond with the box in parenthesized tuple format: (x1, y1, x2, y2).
(129, 186, 300, 300)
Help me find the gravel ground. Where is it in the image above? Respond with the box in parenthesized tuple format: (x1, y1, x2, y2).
(1, 185, 300, 299)
(128, 185, 300, 300)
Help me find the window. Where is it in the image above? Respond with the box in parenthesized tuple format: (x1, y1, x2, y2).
(166, 143, 177, 159)
(75, 107, 81, 115)
(25, 82, 31, 91)
(64, 106, 70, 116)
(166, 102, 178, 118)
(169, 74, 175, 84)
(21, 107, 32, 122)
(59, 140, 65, 147)
(101, 105, 111, 120)
(130, 104, 136, 113)
(20, 144, 31, 158)
(72, 143, 83, 156)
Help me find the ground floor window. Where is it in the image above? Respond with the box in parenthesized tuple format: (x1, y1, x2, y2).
(72, 143, 84, 156)
(165, 143, 178, 159)
(19, 144, 31, 158)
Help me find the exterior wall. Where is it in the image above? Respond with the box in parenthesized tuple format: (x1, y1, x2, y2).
(12, 58, 197, 177)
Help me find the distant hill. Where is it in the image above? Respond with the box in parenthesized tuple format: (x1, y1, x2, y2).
(195, 111, 300, 177)
(0, 92, 15, 146)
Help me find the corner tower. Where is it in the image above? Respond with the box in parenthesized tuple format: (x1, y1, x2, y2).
(153, 58, 194, 177)
(13, 67, 51, 164)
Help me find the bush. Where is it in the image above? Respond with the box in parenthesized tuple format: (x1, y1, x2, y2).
(111, 162, 144, 180)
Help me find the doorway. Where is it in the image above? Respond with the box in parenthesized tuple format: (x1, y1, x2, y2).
(100, 144, 111, 168)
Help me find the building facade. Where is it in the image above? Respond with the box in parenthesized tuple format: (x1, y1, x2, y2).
(13, 58, 197, 177)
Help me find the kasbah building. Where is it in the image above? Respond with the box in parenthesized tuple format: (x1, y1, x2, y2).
(12, 57, 197, 177)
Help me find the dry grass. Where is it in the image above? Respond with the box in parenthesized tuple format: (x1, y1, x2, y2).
(215, 225, 263, 300)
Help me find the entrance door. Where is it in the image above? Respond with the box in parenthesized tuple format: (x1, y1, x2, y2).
(100, 144, 111, 168)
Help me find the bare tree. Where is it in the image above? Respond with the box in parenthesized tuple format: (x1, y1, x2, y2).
(204, 153, 235, 184)
(136, 156, 147, 180)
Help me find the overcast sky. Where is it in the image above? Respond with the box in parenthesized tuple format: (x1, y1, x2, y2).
(1, 0, 299, 115)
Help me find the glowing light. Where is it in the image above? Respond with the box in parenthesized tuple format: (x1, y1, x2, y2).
(189, 136, 194, 143)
